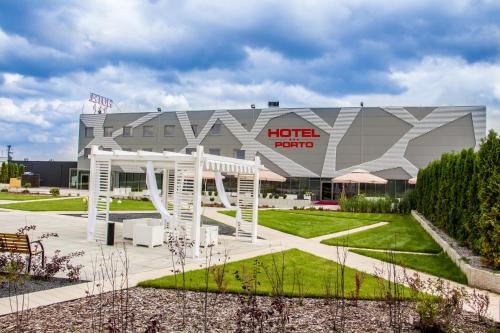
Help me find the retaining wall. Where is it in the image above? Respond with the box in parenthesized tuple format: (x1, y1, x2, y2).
(412, 210, 500, 293)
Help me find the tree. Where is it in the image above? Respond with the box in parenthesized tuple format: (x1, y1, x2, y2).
(0, 162, 7, 183)
(477, 130, 500, 268)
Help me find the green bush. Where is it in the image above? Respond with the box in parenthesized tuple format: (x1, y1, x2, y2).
(339, 195, 394, 213)
(415, 130, 499, 269)
(50, 188, 60, 196)
(1, 188, 8, 192)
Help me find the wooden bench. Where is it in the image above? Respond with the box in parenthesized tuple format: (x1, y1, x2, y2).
(0, 233, 45, 273)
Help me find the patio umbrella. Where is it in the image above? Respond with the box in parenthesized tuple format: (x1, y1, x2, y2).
(408, 177, 417, 185)
(332, 169, 388, 196)
(259, 166, 286, 182)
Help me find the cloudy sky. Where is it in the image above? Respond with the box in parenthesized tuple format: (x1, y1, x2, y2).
(0, 0, 499, 160)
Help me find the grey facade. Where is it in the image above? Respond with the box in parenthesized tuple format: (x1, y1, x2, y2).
(77, 106, 486, 199)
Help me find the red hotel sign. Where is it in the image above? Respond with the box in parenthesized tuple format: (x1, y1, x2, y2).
(267, 128, 320, 148)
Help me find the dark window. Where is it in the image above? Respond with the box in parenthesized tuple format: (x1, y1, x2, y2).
(234, 149, 245, 159)
(210, 123, 221, 135)
(191, 124, 198, 136)
(163, 148, 175, 152)
(84, 148, 91, 157)
(122, 148, 133, 152)
(164, 125, 176, 136)
(103, 127, 113, 137)
(102, 148, 112, 152)
(142, 148, 153, 152)
(186, 148, 196, 155)
(143, 126, 154, 137)
(123, 126, 132, 137)
(85, 127, 94, 138)
(209, 148, 220, 155)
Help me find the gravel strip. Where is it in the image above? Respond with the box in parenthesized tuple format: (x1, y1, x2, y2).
(0, 276, 84, 298)
(0, 287, 494, 332)
(414, 212, 492, 270)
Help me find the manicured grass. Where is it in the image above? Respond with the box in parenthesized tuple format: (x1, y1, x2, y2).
(350, 249, 467, 284)
(0, 197, 155, 211)
(321, 213, 441, 253)
(139, 249, 412, 299)
(220, 209, 380, 238)
(0, 192, 59, 201)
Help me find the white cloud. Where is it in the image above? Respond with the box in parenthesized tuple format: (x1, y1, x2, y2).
(1, 54, 499, 161)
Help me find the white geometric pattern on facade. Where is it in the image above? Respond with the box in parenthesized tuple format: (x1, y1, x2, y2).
(80, 106, 486, 178)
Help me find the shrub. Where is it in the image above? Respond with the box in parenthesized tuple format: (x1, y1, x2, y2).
(415, 130, 499, 268)
(50, 187, 60, 196)
(1, 188, 7, 192)
(23, 182, 31, 189)
(283, 194, 287, 199)
(339, 195, 394, 213)
(141, 197, 150, 201)
(273, 194, 279, 199)
(209, 197, 215, 202)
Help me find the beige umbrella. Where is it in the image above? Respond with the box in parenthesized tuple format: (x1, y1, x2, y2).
(408, 177, 417, 185)
(332, 169, 388, 196)
(183, 170, 225, 180)
(259, 166, 286, 182)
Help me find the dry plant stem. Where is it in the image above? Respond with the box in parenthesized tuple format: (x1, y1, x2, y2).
(203, 243, 214, 333)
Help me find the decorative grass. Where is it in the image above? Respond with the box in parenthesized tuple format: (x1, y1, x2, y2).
(139, 248, 412, 299)
(350, 249, 468, 284)
(321, 213, 441, 253)
(220, 209, 380, 238)
(0, 197, 155, 211)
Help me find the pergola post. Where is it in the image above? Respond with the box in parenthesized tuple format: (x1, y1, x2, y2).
(192, 146, 203, 257)
(251, 156, 260, 243)
(162, 169, 168, 208)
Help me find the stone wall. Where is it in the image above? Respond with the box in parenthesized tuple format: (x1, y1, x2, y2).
(412, 210, 500, 293)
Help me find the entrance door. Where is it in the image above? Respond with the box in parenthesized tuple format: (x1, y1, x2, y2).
(320, 181, 332, 200)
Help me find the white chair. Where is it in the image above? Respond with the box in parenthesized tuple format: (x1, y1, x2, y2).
(122, 218, 161, 239)
(200, 225, 219, 247)
(123, 219, 146, 239)
(133, 224, 164, 248)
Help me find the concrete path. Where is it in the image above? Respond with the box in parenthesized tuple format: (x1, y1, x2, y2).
(204, 208, 500, 321)
(309, 221, 388, 242)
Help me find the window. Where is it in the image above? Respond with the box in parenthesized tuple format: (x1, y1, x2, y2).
(102, 148, 112, 152)
(210, 123, 221, 135)
(143, 126, 154, 137)
(234, 149, 245, 159)
(209, 148, 220, 155)
(164, 125, 176, 136)
(186, 148, 196, 155)
(84, 148, 91, 157)
(84, 127, 94, 138)
(163, 148, 175, 152)
(191, 124, 198, 136)
(123, 126, 132, 137)
(241, 123, 248, 130)
(103, 127, 113, 137)
(122, 148, 133, 152)
(142, 148, 153, 152)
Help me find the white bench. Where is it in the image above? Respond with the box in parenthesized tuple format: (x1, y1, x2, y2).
(200, 225, 219, 247)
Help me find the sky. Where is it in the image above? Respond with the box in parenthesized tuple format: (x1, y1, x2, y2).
(0, 0, 499, 160)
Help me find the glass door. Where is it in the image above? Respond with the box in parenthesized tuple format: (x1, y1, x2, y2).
(320, 181, 332, 200)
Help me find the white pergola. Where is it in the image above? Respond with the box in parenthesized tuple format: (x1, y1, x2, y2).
(87, 145, 261, 257)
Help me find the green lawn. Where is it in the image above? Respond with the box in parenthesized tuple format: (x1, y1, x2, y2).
(0, 197, 155, 211)
(350, 249, 467, 284)
(321, 213, 441, 253)
(139, 249, 412, 299)
(220, 209, 380, 238)
(0, 192, 59, 201)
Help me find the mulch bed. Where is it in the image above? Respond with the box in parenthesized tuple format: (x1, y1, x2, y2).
(0, 287, 495, 332)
